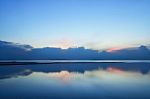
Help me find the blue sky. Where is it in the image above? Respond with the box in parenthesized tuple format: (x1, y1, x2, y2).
(0, 0, 150, 50)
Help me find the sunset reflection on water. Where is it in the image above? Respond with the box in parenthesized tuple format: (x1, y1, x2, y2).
(0, 63, 150, 99)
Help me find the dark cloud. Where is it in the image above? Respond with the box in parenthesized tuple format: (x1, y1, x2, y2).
(0, 40, 150, 60)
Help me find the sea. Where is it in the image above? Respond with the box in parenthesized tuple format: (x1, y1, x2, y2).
(0, 60, 150, 99)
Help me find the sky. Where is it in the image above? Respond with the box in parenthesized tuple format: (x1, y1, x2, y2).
(0, 0, 150, 50)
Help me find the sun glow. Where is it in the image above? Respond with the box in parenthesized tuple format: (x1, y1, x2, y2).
(107, 47, 123, 52)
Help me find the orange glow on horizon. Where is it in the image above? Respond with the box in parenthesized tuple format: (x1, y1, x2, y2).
(107, 47, 123, 52)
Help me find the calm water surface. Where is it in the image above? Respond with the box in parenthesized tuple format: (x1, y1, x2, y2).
(0, 62, 150, 99)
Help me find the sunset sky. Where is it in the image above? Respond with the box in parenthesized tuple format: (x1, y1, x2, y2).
(0, 0, 150, 50)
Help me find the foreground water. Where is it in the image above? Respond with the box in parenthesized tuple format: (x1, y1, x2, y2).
(0, 61, 150, 99)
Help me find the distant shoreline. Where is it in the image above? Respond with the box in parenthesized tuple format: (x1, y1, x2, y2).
(0, 61, 124, 65)
(0, 60, 150, 65)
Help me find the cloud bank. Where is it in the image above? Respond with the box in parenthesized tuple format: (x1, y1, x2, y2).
(0, 40, 150, 60)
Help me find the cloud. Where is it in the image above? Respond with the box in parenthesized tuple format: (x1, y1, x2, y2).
(0, 40, 150, 60)
(0, 40, 33, 50)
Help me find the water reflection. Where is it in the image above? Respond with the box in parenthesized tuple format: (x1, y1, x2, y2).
(31, 67, 150, 84)
(0, 63, 150, 99)
(0, 63, 150, 79)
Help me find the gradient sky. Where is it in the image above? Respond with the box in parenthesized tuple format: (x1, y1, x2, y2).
(0, 0, 150, 50)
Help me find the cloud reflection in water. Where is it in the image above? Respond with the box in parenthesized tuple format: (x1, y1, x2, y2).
(0, 63, 150, 99)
